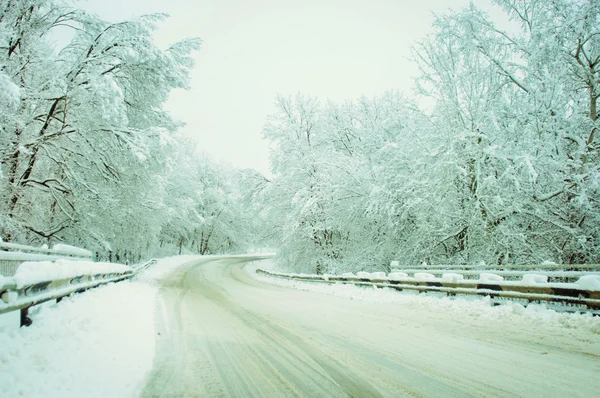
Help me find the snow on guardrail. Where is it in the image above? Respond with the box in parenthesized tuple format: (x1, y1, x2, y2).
(0, 258, 157, 325)
(0, 241, 94, 278)
(13, 260, 131, 288)
(0, 241, 92, 258)
(387, 263, 600, 284)
(49, 244, 93, 258)
(256, 266, 600, 314)
(0, 241, 157, 326)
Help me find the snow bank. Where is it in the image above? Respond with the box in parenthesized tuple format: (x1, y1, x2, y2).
(0, 281, 157, 397)
(370, 272, 387, 279)
(14, 260, 131, 288)
(0, 311, 18, 330)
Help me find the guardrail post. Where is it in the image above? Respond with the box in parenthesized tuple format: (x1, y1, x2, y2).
(20, 307, 32, 327)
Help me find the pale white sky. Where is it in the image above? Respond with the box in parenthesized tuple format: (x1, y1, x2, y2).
(82, 0, 498, 175)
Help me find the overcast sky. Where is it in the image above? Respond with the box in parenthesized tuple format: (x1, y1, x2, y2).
(82, 0, 498, 175)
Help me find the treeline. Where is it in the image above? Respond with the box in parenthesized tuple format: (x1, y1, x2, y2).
(0, 0, 260, 260)
(261, 0, 600, 273)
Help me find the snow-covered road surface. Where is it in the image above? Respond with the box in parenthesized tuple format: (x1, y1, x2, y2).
(140, 256, 600, 397)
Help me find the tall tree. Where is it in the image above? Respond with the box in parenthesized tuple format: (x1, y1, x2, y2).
(0, 0, 200, 256)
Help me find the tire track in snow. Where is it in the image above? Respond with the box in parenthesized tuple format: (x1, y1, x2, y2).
(140, 256, 600, 397)
(141, 257, 383, 397)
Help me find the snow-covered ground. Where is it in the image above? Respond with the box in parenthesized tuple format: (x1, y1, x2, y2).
(0, 256, 196, 398)
(144, 256, 600, 396)
(249, 260, 600, 335)
(0, 281, 156, 398)
(2, 255, 599, 398)
(136, 255, 202, 284)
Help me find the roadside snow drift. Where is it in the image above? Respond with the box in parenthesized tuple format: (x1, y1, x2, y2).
(0, 281, 156, 398)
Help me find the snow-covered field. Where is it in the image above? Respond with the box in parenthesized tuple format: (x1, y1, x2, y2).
(0, 256, 198, 398)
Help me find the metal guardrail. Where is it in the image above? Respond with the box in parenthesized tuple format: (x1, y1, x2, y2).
(256, 266, 600, 315)
(0, 241, 93, 257)
(0, 251, 156, 326)
(388, 268, 600, 284)
(388, 261, 600, 271)
(0, 241, 93, 278)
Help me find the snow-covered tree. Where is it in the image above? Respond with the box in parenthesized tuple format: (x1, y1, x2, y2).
(411, 0, 600, 264)
(0, 0, 203, 259)
(262, 0, 600, 272)
(263, 92, 422, 273)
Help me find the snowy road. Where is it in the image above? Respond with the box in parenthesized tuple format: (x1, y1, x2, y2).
(140, 256, 600, 397)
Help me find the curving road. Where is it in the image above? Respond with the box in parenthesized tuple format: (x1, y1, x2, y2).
(140, 256, 600, 397)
